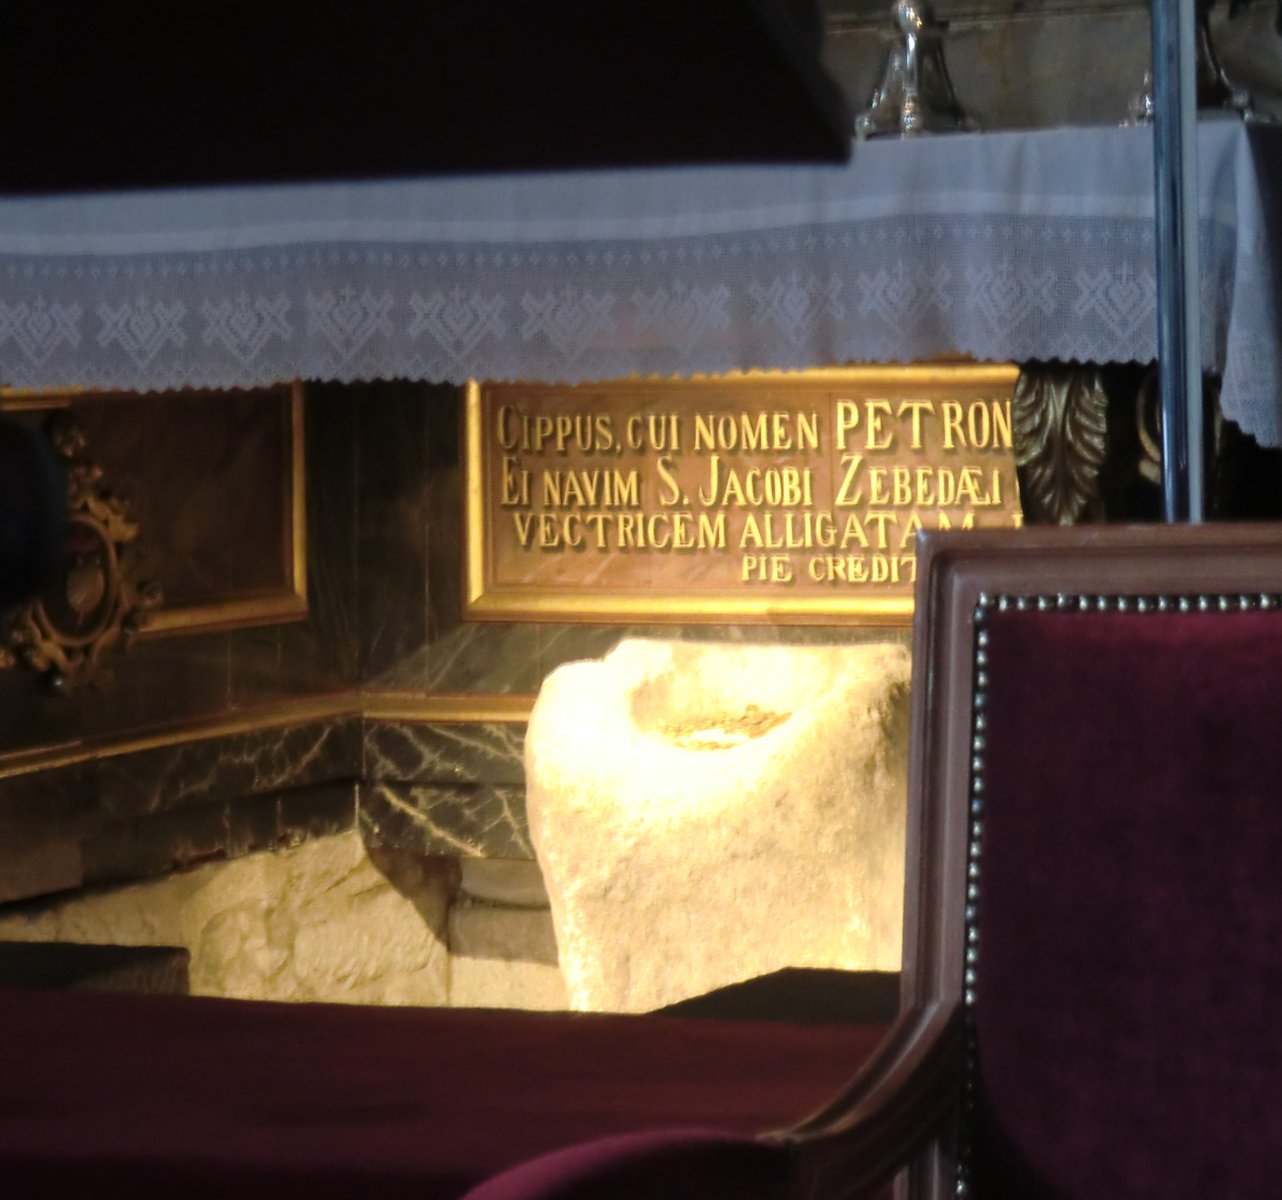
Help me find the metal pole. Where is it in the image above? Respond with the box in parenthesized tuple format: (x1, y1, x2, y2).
(1151, 0, 1204, 522)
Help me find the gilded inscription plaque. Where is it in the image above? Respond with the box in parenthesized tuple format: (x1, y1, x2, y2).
(464, 366, 1023, 624)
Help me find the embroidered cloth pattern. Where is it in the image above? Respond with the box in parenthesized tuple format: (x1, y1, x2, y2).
(0, 120, 1278, 444)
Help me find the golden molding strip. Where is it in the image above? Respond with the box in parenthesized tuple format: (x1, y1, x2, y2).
(363, 691, 536, 724)
(0, 689, 536, 782)
(0, 693, 358, 782)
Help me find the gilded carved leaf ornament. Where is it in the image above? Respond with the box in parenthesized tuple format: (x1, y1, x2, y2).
(1011, 366, 1109, 526)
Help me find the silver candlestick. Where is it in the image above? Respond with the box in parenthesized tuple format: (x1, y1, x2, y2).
(1124, 0, 1253, 124)
(855, 1, 978, 139)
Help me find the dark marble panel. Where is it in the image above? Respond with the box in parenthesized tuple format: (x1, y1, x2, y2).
(97, 716, 361, 822)
(339, 383, 554, 693)
(294, 387, 360, 684)
(80, 631, 232, 740)
(412, 617, 910, 695)
(223, 392, 291, 596)
(394, 625, 545, 694)
(356, 383, 431, 524)
(359, 781, 533, 860)
(363, 719, 526, 787)
(224, 792, 284, 860)
(277, 781, 359, 847)
(83, 781, 358, 889)
(227, 384, 361, 710)
(229, 624, 305, 704)
(535, 625, 625, 679)
(359, 532, 430, 679)
(364, 648, 427, 690)
(83, 802, 231, 886)
(229, 621, 349, 705)
(416, 605, 909, 700)
(424, 391, 464, 644)
(76, 392, 234, 608)
(357, 382, 434, 520)
(74, 390, 295, 608)
(413, 391, 552, 692)
(0, 761, 96, 841)
(0, 661, 88, 754)
(415, 402, 546, 687)
(355, 382, 443, 680)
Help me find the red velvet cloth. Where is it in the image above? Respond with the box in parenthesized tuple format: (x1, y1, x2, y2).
(0, 986, 886, 1199)
(459, 1128, 789, 1200)
(974, 609, 1282, 1197)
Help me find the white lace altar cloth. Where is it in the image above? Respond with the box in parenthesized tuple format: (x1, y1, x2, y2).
(1, 118, 1279, 444)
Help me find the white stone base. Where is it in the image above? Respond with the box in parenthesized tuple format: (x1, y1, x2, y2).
(449, 955, 568, 1011)
(525, 638, 912, 1013)
(0, 832, 453, 1006)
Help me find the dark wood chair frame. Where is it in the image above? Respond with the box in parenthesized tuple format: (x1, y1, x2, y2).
(776, 522, 1282, 1200)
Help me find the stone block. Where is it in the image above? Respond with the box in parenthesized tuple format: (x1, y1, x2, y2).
(526, 637, 912, 1013)
(448, 901, 558, 965)
(0, 831, 449, 1007)
(449, 956, 568, 1012)
(445, 890, 565, 1010)
(458, 859, 549, 908)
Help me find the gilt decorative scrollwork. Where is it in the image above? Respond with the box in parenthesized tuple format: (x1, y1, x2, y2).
(1011, 365, 1110, 525)
(1, 411, 161, 693)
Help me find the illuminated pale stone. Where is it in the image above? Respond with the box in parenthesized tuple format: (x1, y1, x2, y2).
(525, 637, 912, 1014)
(449, 956, 569, 1011)
(0, 832, 453, 1005)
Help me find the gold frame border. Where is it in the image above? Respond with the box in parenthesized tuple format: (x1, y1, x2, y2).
(0, 689, 536, 782)
(363, 690, 537, 724)
(463, 365, 1020, 627)
(1, 382, 309, 638)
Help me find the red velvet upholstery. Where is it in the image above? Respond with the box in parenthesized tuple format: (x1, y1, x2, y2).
(459, 1128, 789, 1200)
(973, 608, 1282, 1197)
(0, 986, 886, 1198)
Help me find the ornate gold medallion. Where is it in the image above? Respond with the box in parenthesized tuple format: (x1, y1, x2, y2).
(1, 411, 161, 693)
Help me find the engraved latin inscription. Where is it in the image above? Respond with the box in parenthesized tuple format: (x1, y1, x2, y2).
(468, 371, 1023, 621)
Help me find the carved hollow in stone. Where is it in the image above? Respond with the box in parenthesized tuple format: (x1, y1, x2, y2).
(855, 1, 977, 140)
(1012, 365, 1109, 526)
(1, 411, 161, 694)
